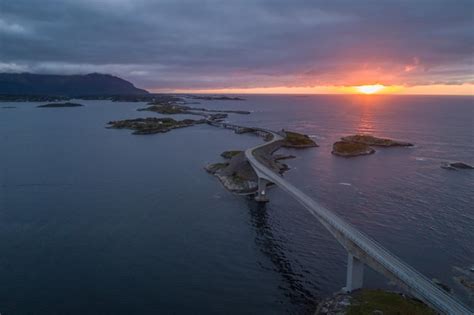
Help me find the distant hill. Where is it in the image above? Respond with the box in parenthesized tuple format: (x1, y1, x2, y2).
(0, 73, 149, 96)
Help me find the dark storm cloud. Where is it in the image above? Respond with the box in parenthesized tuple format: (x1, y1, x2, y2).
(0, 0, 473, 89)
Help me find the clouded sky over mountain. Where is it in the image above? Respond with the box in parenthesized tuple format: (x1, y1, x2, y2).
(1, 0, 473, 92)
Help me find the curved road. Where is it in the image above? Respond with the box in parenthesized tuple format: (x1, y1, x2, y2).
(245, 131, 472, 315)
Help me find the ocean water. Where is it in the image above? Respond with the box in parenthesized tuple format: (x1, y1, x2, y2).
(0, 95, 473, 314)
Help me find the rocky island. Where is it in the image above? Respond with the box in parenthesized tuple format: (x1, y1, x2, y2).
(282, 131, 319, 148)
(440, 162, 474, 170)
(37, 102, 84, 108)
(138, 102, 250, 116)
(341, 134, 413, 147)
(332, 134, 413, 157)
(332, 141, 375, 157)
(187, 95, 245, 101)
(107, 117, 203, 134)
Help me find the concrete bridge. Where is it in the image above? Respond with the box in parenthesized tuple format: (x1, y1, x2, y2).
(245, 130, 472, 315)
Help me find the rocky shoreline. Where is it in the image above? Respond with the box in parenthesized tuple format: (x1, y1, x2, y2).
(315, 289, 435, 314)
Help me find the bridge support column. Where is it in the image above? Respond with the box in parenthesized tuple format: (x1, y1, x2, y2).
(343, 253, 364, 292)
(255, 177, 269, 203)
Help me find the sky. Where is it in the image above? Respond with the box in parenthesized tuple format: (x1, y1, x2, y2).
(0, 0, 473, 94)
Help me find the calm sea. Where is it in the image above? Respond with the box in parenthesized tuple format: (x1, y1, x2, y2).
(0, 94, 473, 314)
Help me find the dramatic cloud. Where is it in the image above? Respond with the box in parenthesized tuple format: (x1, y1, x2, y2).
(0, 0, 473, 90)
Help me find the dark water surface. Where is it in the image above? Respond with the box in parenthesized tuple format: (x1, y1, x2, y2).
(1, 95, 473, 314)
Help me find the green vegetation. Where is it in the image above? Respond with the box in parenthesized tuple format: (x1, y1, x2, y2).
(205, 162, 229, 174)
(138, 104, 190, 115)
(332, 141, 375, 157)
(341, 134, 413, 147)
(221, 150, 242, 159)
(107, 117, 200, 134)
(347, 290, 436, 315)
(282, 131, 318, 148)
(37, 102, 84, 108)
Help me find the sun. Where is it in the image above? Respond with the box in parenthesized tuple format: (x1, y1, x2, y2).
(356, 84, 385, 94)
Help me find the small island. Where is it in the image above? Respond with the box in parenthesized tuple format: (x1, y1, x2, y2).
(138, 102, 250, 116)
(440, 162, 474, 170)
(332, 141, 375, 157)
(37, 102, 84, 108)
(107, 117, 203, 134)
(340, 134, 413, 147)
(282, 131, 319, 148)
(332, 134, 413, 157)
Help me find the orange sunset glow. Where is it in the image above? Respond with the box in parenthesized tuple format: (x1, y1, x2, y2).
(165, 83, 473, 95)
(355, 84, 385, 94)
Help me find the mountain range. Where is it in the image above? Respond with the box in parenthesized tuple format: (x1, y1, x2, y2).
(0, 73, 149, 96)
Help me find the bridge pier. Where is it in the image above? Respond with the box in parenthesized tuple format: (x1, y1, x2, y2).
(343, 253, 364, 292)
(255, 177, 269, 203)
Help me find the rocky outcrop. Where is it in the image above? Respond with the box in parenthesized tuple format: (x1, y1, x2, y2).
(341, 134, 413, 147)
(332, 141, 375, 157)
(333, 134, 413, 157)
(37, 102, 84, 108)
(441, 162, 474, 170)
(220, 150, 242, 159)
(206, 145, 294, 194)
(107, 117, 203, 134)
(281, 131, 318, 148)
(205, 151, 258, 194)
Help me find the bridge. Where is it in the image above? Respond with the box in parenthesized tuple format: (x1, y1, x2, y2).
(244, 130, 472, 315)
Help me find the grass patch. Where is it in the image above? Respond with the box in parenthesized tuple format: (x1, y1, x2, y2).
(283, 131, 317, 146)
(347, 290, 436, 315)
(333, 141, 371, 154)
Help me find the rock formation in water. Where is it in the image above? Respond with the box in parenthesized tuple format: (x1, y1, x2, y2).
(107, 117, 203, 134)
(332, 134, 413, 157)
(37, 102, 84, 108)
(441, 162, 474, 170)
(332, 141, 375, 157)
(340, 134, 413, 147)
(282, 131, 318, 148)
